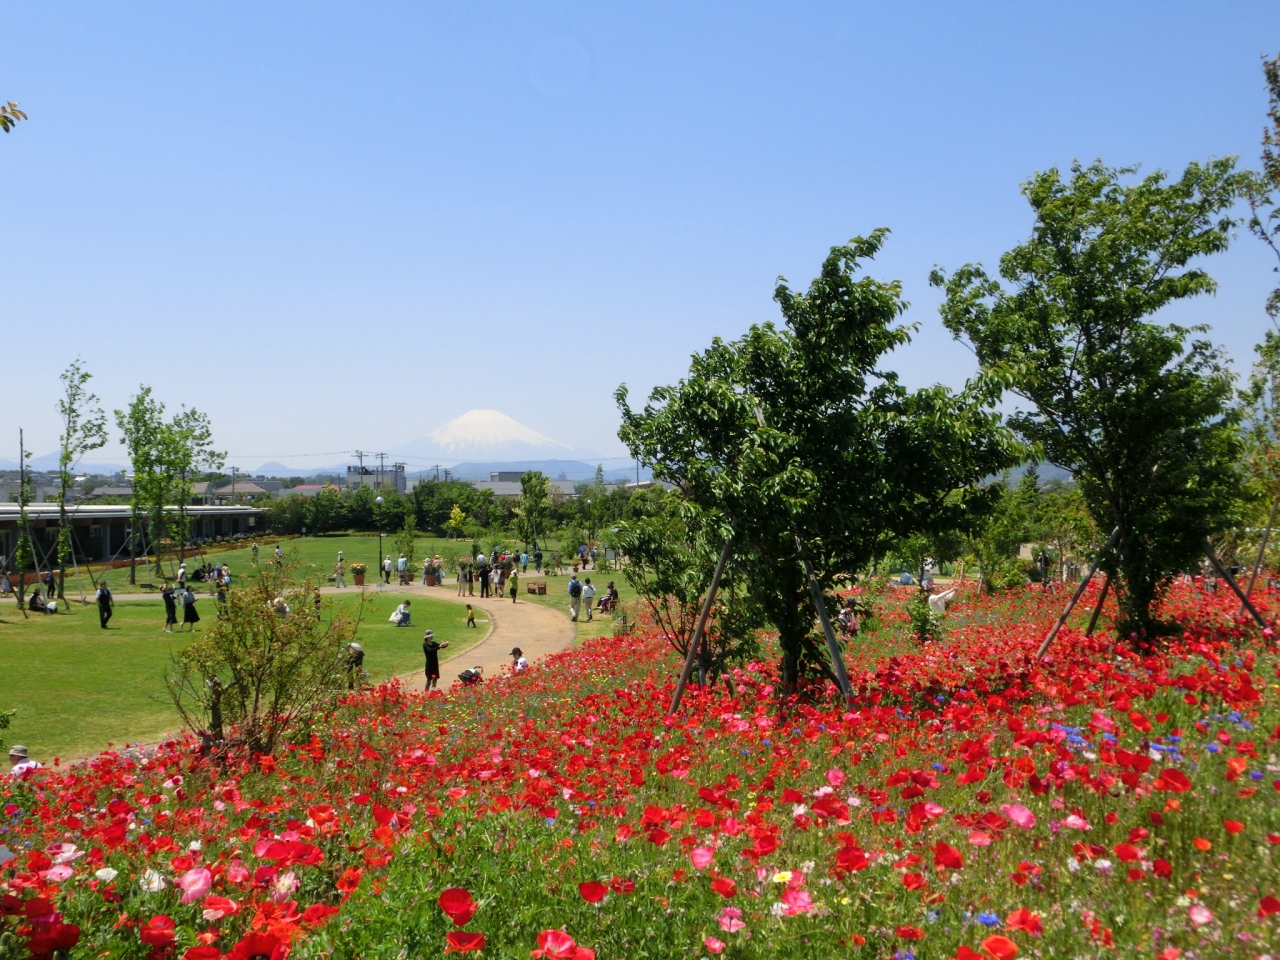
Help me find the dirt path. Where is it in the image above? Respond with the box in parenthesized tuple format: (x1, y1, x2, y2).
(387, 586, 575, 691)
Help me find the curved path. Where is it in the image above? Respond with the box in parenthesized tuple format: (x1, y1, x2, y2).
(386, 586, 575, 690)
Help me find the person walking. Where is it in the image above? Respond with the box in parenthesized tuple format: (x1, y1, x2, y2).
(534, 548, 543, 573)
(479, 563, 491, 599)
(382, 556, 392, 584)
(467, 563, 475, 596)
(581, 577, 596, 621)
(457, 563, 467, 596)
(422, 629, 450, 691)
(521, 551, 528, 573)
(95, 580, 114, 629)
(567, 573, 582, 622)
(465, 604, 476, 628)
(334, 560, 346, 588)
(251, 542, 259, 565)
(181, 585, 200, 631)
(397, 553, 407, 585)
(509, 569, 519, 602)
(162, 583, 178, 633)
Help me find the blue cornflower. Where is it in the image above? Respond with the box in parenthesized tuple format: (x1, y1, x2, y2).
(1206, 743, 1220, 753)
(1250, 770, 1265, 781)
(977, 912, 1001, 927)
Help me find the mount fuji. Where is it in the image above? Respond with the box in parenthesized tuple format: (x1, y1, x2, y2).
(391, 409, 582, 463)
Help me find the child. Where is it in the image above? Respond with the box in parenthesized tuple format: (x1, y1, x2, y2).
(458, 665, 483, 685)
(466, 604, 476, 627)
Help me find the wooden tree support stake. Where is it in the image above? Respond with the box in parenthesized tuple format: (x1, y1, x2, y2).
(795, 535, 854, 703)
(1085, 575, 1111, 637)
(1241, 496, 1280, 618)
(668, 536, 733, 715)
(1037, 526, 1120, 660)
(1205, 545, 1268, 629)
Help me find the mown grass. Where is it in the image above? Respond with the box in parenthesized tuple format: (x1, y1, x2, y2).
(0, 588, 485, 762)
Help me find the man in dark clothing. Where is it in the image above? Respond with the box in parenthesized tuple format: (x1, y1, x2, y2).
(479, 563, 491, 598)
(422, 629, 450, 691)
(95, 582, 114, 629)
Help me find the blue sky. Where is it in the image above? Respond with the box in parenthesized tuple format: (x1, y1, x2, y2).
(3, 2, 1279, 473)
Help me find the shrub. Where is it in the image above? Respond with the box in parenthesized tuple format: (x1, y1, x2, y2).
(166, 562, 359, 755)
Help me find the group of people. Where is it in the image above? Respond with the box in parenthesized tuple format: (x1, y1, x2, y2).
(457, 553, 524, 601)
(565, 574, 618, 622)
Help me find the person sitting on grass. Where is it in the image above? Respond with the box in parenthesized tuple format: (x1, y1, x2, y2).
(8, 745, 42, 777)
(389, 600, 412, 627)
(458, 665, 483, 685)
(28, 588, 51, 615)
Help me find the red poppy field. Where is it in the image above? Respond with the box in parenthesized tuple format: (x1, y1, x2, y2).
(3, 581, 1280, 959)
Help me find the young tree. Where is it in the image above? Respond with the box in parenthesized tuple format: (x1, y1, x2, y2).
(164, 407, 224, 561)
(517, 471, 551, 548)
(933, 160, 1245, 633)
(619, 231, 1017, 687)
(11, 432, 34, 617)
(55, 360, 108, 599)
(447, 504, 467, 540)
(115, 388, 168, 585)
(610, 492, 762, 685)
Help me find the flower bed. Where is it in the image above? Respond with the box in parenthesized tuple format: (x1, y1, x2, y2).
(2, 581, 1279, 958)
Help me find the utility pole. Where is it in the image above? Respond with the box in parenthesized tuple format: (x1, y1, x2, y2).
(376, 452, 388, 490)
(231, 466, 237, 504)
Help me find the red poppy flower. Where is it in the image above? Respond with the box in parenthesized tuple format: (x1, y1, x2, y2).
(1259, 895, 1280, 917)
(934, 842, 964, 870)
(439, 887, 477, 927)
(1005, 908, 1042, 935)
(140, 916, 177, 947)
(1154, 769, 1192, 792)
(446, 931, 487, 952)
(981, 934, 1018, 960)
(710, 877, 737, 898)
(1224, 820, 1245, 835)
(228, 932, 289, 960)
(578, 881, 607, 903)
(895, 926, 925, 940)
(184, 948, 223, 960)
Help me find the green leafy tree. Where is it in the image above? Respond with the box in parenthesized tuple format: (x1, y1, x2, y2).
(115, 387, 168, 584)
(55, 360, 108, 599)
(1245, 52, 1280, 320)
(447, 504, 467, 539)
(307, 487, 347, 534)
(516, 471, 551, 548)
(346, 485, 377, 530)
(933, 160, 1245, 633)
(164, 407, 224, 561)
(392, 514, 417, 575)
(619, 231, 1017, 687)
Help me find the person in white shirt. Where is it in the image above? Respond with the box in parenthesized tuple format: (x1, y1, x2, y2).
(927, 586, 958, 616)
(397, 554, 407, 584)
(382, 557, 393, 584)
(389, 600, 412, 626)
(581, 578, 596, 621)
(510, 647, 528, 673)
(8, 745, 42, 777)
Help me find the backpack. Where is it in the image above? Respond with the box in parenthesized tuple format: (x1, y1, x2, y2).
(569, 580, 582, 598)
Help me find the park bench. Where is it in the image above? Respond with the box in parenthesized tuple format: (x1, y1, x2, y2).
(525, 580, 547, 595)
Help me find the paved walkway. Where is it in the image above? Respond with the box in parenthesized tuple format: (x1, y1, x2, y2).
(385, 585, 575, 690)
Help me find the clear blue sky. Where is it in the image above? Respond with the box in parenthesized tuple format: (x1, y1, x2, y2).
(4, 2, 1279, 472)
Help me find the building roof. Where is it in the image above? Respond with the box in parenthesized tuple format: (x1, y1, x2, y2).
(0, 504, 264, 521)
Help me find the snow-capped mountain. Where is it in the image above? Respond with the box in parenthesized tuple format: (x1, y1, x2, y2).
(392, 409, 578, 462)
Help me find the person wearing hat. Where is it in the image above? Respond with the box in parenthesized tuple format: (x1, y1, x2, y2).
(8, 745, 41, 777)
(422, 630, 450, 691)
(510, 647, 528, 673)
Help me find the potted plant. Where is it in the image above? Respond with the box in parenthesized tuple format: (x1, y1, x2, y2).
(349, 562, 367, 586)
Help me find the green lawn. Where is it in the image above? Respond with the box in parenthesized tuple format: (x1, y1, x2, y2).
(514, 561, 634, 644)
(79, 533, 532, 595)
(0, 588, 486, 763)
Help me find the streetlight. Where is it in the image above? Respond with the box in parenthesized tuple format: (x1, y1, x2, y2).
(375, 496, 385, 588)
(585, 499, 594, 565)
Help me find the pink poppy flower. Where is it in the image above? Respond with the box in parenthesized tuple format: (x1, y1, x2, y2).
(1000, 804, 1036, 830)
(690, 847, 715, 871)
(178, 867, 212, 904)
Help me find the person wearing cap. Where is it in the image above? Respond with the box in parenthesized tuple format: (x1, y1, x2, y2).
(8, 745, 42, 777)
(422, 630, 450, 691)
(510, 647, 528, 673)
